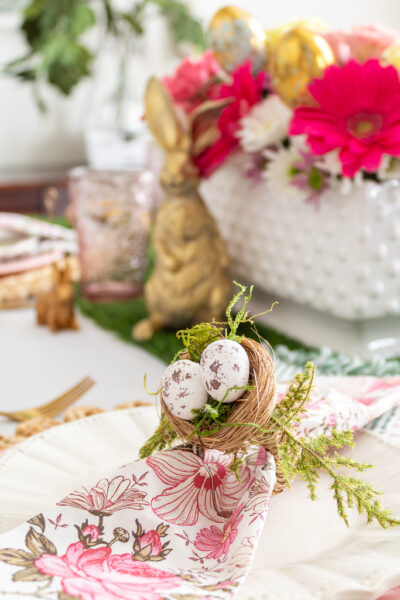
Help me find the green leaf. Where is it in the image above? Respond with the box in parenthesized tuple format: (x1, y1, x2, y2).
(68, 4, 96, 37)
(121, 12, 144, 35)
(10, 0, 96, 98)
(21, 0, 45, 48)
(101, 0, 117, 34)
(47, 42, 93, 95)
(150, 0, 206, 49)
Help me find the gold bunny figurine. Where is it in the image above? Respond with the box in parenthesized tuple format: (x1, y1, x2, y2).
(133, 77, 232, 341)
(36, 261, 79, 333)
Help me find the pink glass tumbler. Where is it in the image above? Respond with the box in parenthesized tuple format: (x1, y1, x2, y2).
(69, 167, 154, 301)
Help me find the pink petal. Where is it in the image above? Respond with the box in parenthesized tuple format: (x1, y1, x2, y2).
(151, 475, 200, 525)
(65, 541, 85, 567)
(360, 147, 384, 171)
(147, 449, 201, 486)
(77, 546, 112, 570)
(63, 577, 111, 600)
(35, 554, 74, 578)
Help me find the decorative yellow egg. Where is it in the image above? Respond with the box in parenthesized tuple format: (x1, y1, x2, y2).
(270, 27, 335, 108)
(208, 6, 267, 72)
(268, 18, 328, 52)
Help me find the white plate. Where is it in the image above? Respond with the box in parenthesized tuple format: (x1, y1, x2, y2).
(0, 407, 400, 600)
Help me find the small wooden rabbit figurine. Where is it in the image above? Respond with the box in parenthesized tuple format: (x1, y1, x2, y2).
(36, 262, 79, 333)
(133, 78, 232, 341)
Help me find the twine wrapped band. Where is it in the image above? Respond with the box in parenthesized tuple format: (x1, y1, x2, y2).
(160, 337, 286, 494)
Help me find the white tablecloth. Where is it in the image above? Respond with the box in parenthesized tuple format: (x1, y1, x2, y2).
(0, 307, 164, 437)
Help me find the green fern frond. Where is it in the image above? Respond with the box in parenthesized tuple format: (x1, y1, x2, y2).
(272, 370, 400, 528)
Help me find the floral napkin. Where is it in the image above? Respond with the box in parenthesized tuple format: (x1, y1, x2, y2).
(0, 376, 399, 600)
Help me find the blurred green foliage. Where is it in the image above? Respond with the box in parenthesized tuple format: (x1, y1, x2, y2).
(6, 0, 206, 104)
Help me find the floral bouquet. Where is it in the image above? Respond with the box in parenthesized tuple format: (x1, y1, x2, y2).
(164, 17, 400, 202)
(158, 10, 400, 325)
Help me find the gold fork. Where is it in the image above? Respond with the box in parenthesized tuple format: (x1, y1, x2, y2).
(0, 376, 96, 422)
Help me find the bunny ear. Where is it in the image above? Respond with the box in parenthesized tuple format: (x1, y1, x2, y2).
(190, 98, 233, 158)
(145, 77, 183, 152)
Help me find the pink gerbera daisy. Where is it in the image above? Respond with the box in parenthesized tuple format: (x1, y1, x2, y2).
(195, 62, 267, 177)
(289, 59, 400, 177)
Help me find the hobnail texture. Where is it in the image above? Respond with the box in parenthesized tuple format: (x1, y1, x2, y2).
(201, 155, 400, 320)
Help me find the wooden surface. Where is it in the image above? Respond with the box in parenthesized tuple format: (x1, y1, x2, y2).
(0, 173, 68, 215)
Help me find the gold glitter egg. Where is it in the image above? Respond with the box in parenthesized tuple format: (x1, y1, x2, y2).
(268, 18, 328, 52)
(208, 6, 267, 72)
(270, 27, 335, 107)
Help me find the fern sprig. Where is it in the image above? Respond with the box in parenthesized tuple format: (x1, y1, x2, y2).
(274, 362, 316, 430)
(225, 281, 278, 341)
(272, 375, 400, 528)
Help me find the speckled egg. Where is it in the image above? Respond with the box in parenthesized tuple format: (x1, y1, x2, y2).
(209, 6, 267, 72)
(161, 360, 208, 420)
(200, 339, 250, 403)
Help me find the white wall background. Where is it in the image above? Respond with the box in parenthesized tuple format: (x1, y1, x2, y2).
(193, 0, 400, 29)
(0, 0, 399, 175)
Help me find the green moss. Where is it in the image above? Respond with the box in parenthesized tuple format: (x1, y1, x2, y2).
(76, 292, 184, 363)
(75, 287, 307, 365)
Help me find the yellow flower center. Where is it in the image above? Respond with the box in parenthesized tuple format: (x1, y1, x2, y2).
(347, 113, 383, 139)
(355, 120, 374, 136)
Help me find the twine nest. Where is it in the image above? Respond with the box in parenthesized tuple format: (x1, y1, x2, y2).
(161, 337, 286, 494)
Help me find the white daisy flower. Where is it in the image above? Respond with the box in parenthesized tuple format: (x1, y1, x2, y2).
(263, 146, 306, 202)
(315, 149, 343, 177)
(377, 155, 400, 180)
(237, 95, 292, 153)
(315, 150, 353, 195)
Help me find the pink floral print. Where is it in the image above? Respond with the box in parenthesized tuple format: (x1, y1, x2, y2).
(244, 477, 272, 523)
(35, 542, 180, 600)
(138, 530, 163, 557)
(58, 475, 148, 515)
(147, 448, 252, 525)
(81, 525, 99, 542)
(356, 377, 400, 406)
(194, 504, 244, 559)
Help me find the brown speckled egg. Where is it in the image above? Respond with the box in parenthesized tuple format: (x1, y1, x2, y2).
(200, 339, 250, 403)
(161, 359, 208, 420)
